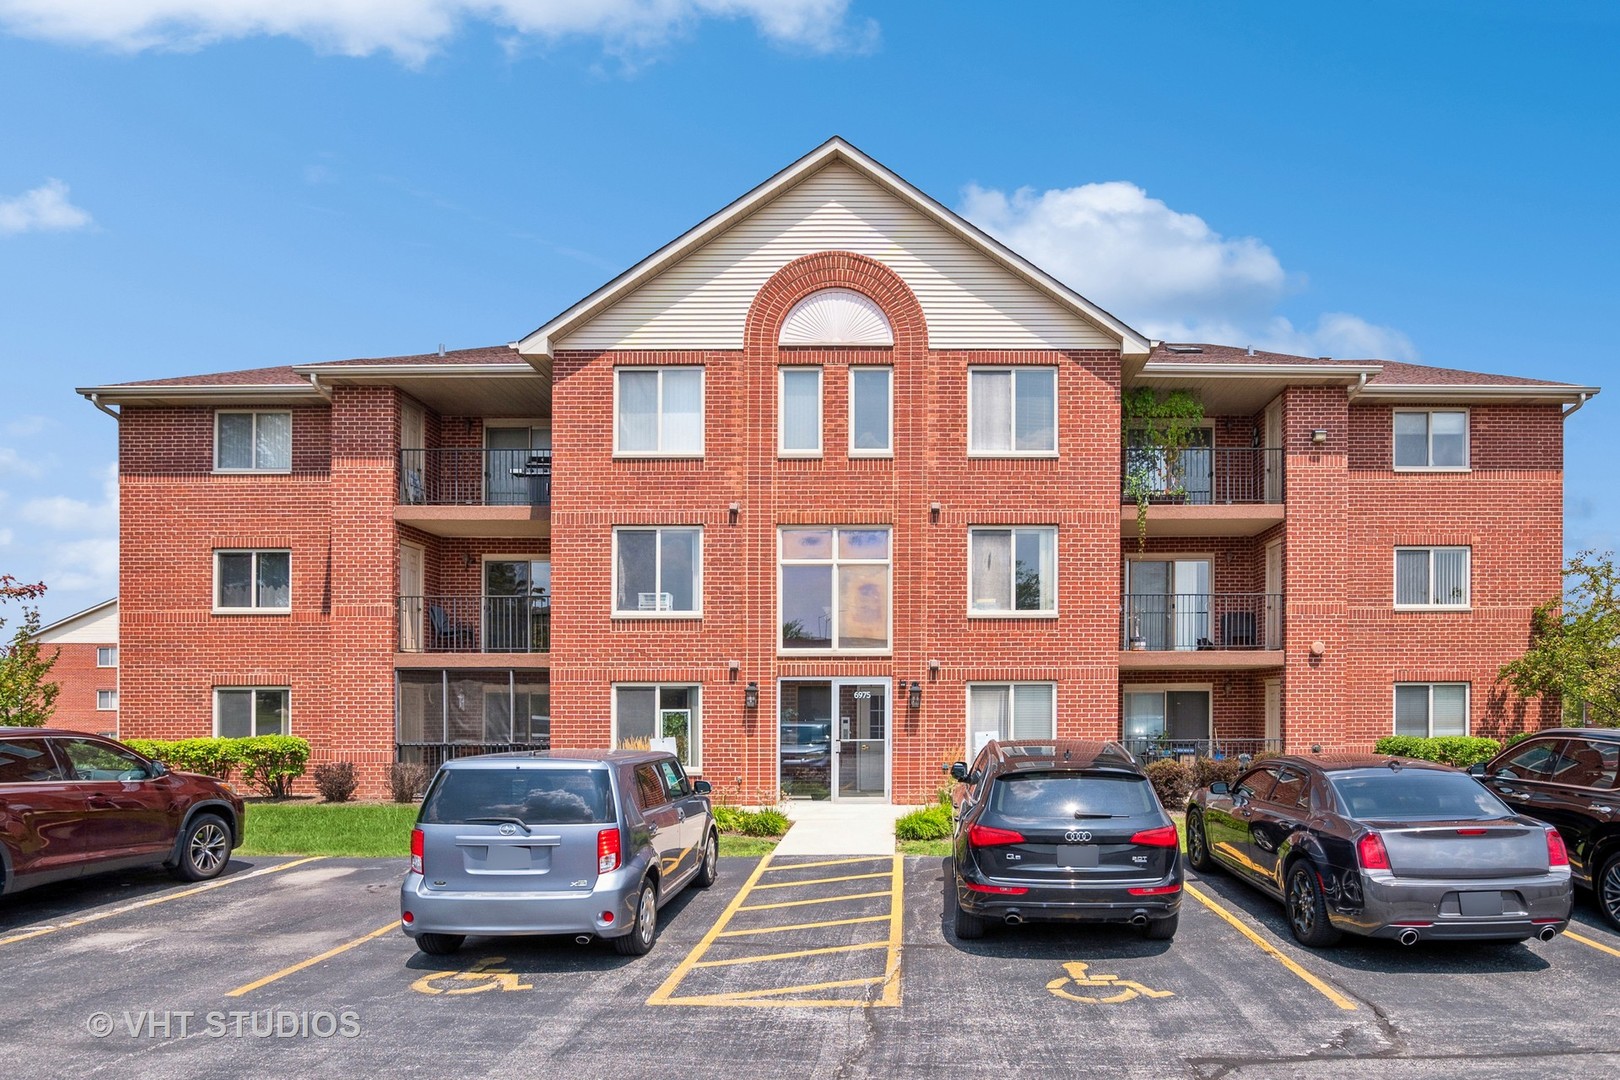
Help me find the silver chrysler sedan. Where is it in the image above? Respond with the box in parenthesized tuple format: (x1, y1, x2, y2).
(1185, 754, 1572, 947)
(400, 749, 717, 956)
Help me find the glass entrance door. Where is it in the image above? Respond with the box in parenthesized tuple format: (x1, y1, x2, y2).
(779, 679, 889, 800)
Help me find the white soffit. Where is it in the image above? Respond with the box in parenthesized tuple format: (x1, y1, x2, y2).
(779, 288, 895, 346)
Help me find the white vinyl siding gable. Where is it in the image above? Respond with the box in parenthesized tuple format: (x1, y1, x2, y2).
(556, 162, 1118, 352)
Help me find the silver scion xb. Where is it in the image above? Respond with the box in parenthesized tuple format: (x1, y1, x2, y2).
(400, 749, 717, 956)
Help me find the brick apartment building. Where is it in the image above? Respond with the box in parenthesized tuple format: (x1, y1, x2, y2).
(30, 598, 119, 735)
(78, 139, 1599, 801)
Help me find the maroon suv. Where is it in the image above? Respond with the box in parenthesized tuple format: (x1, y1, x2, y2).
(0, 728, 246, 896)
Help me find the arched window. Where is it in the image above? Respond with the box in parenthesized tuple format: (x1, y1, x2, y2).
(778, 288, 894, 347)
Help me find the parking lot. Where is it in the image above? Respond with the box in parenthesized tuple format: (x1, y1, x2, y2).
(3, 854, 1620, 1079)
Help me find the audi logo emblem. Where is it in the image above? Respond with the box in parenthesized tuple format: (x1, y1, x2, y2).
(498, 823, 518, 836)
(1064, 829, 1092, 843)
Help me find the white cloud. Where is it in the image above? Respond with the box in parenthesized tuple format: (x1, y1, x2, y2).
(0, 1, 876, 65)
(19, 462, 117, 534)
(13, 463, 118, 598)
(0, 179, 93, 235)
(0, 446, 45, 477)
(43, 537, 119, 593)
(961, 180, 1417, 361)
(0, 528, 12, 546)
(3, 415, 51, 437)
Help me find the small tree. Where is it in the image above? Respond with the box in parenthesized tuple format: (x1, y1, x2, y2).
(0, 576, 60, 727)
(1499, 550, 1620, 726)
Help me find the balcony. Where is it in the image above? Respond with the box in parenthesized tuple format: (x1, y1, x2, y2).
(397, 449, 550, 537)
(1119, 592, 1284, 670)
(1121, 737, 1285, 763)
(1120, 447, 1284, 537)
(397, 595, 551, 664)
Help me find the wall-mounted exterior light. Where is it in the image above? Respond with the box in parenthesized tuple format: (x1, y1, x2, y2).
(744, 681, 759, 710)
(908, 680, 922, 710)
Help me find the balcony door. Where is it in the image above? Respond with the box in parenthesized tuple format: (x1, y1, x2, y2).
(483, 557, 550, 652)
(399, 542, 425, 651)
(1126, 558, 1211, 650)
(1263, 400, 1283, 503)
(486, 425, 551, 506)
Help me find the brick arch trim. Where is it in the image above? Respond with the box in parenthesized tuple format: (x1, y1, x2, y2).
(744, 251, 927, 353)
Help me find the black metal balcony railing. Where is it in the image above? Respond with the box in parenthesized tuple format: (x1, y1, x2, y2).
(398, 595, 551, 653)
(399, 449, 552, 507)
(1121, 593, 1283, 650)
(1123, 737, 1285, 762)
(1121, 447, 1284, 505)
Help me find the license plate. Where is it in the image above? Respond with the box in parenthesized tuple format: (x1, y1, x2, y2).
(1055, 845, 1099, 868)
(1458, 891, 1504, 916)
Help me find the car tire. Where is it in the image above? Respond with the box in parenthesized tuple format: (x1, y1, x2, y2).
(1598, 850, 1620, 931)
(695, 829, 719, 889)
(1185, 810, 1217, 874)
(950, 883, 986, 940)
(415, 933, 465, 957)
(169, 814, 232, 882)
(1144, 912, 1179, 940)
(1285, 861, 1342, 948)
(616, 881, 659, 956)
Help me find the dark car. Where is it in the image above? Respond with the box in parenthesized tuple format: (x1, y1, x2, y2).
(0, 728, 245, 896)
(1186, 754, 1572, 947)
(401, 749, 717, 957)
(1470, 728, 1620, 928)
(947, 739, 1183, 941)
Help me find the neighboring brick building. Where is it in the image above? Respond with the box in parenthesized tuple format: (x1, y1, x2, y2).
(30, 598, 119, 735)
(79, 138, 1599, 801)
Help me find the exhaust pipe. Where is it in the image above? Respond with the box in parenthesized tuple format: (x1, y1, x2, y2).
(575, 935, 594, 945)
(1129, 913, 1150, 928)
(1397, 929, 1420, 946)
(1004, 913, 1025, 926)
(1538, 925, 1560, 942)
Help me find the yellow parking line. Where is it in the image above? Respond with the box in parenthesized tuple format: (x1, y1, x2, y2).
(666, 975, 888, 1006)
(226, 921, 398, 997)
(737, 889, 891, 912)
(1564, 929, 1620, 959)
(1183, 882, 1357, 1012)
(693, 940, 889, 969)
(761, 857, 890, 873)
(0, 857, 326, 949)
(752, 871, 894, 891)
(647, 852, 777, 1006)
(718, 914, 890, 938)
(880, 853, 903, 1006)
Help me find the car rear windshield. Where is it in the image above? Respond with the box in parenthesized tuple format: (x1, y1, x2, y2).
(988, 771, 1158, 819)
(420, 768, 615, 826)
(1328, 770, 1510, 822)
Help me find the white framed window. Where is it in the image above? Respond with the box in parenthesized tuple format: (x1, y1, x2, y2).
(96, 689, 118, 711)
(614, 367, 704, 457)
(969, 527, 1057, 615)
(779, 367, 823, 456)
(1122, 685, 1213, 747)
(613, 527, 701, 616)
(214, 687, 291, 737)
(214, 550, 291, 613)
(1394, 683, 1468, 737)
(967, 683, 1056, 751)
(96, 646, 118, 668)
(968, 367, 1057, 455)
(215, 410, 292, 472)
(779, 527, 891, 652)
(1393, 409, 1468, 470)
(613, 684, 701, 769)
(1395, 546, 1471, 608)
(849, 366, 893, 456)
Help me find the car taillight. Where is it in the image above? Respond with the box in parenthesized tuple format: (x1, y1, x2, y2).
(1356, 831, 1391, 870)
(410, 829, 424, 876)
(1127, 884, 1182, 895)
(598, 828, 621, 874)
(968, 824, 1025, 847)
(964, 881, 1029, 895)
(1130, 825, 1180, 848)
(1546, 828, 1569, 868)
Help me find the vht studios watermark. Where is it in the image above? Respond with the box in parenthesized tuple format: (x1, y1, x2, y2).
(86, 1009, 361, 1040)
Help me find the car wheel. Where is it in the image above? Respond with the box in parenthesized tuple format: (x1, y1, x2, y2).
(950, 882, 986, 940)
(415, 933, 465, 957)
(1185, 810, 1217, 874)
(1144, 912, 1179, 940)
(1285, 861, 1342, 947)
(169, 814, 232, 882)
(616, 881, 658, 956)
(1598, 851, 1620, 931)
(695, 829, 719, 888)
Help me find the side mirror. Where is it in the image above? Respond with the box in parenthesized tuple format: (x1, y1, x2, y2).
(1466, 763, 1487, 778)
(1208, 781, 1230, 796)
(948, 761, 969, 782)
(147, 760, 169, 778)
(692, 780, 712, 795)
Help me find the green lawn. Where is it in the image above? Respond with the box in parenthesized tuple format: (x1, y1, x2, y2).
(897, 812, 1187, 859)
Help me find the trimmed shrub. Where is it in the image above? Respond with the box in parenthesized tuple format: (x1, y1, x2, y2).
(739, 808, 791, 837)
(126, 737, 239, 780)
(1191, 756, 1242, 789)
(1373, 735, 1501, 769)
(389, 762, 429, 803)
(312, 761, 359, 803)
(1145, 758, 1193, 808)
(1504, 732, 1534, 748)
(712, 805, 747, 834)
(236, 736, 310, 798)
(895, 803, 952, 842)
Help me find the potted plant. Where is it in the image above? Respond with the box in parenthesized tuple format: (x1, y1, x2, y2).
(1122, 387, 1206, 551)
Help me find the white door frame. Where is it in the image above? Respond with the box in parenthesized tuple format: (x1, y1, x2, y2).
(776, 677, 892, 802)
(1264, 540, 1283, 650)
(398, 541, 425, 651)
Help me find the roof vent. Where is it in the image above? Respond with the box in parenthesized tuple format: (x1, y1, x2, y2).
(1246, 345, 1255, 357)
(438, 343, 446, 357)
(1165, 345, 1204, 354)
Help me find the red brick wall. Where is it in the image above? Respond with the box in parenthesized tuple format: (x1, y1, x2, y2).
(45, 642, 119, 735)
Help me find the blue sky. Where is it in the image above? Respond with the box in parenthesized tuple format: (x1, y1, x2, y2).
(2, 1, 1618, 625)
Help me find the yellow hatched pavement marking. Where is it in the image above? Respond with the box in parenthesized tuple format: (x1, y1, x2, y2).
(693, 940, 888, 969)
(718, 914, 889, 938)
(1563, 929, 1620, 959)
(737, 889, 890, 912)
(1183, 882, 1357, 1012)
(0, 857, 326, 949)
(227, 921, 398, 997)
(752, 871, 893, 890)
(761, 857, 890, 874)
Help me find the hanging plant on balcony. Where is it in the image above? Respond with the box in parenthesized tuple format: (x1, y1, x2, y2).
(1122, 387, 1205, 551)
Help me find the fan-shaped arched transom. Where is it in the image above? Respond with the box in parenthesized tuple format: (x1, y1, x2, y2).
(778, 288, 895, 346)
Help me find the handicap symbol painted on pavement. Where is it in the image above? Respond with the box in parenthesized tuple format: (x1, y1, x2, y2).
(1045, 961, 1174, 1005)
(411, 956, 534, 996)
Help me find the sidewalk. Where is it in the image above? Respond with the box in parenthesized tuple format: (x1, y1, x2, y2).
(773, 800, 920, 856)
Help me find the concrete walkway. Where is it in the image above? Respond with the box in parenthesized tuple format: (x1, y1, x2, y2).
(774, 800, 920, 856)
